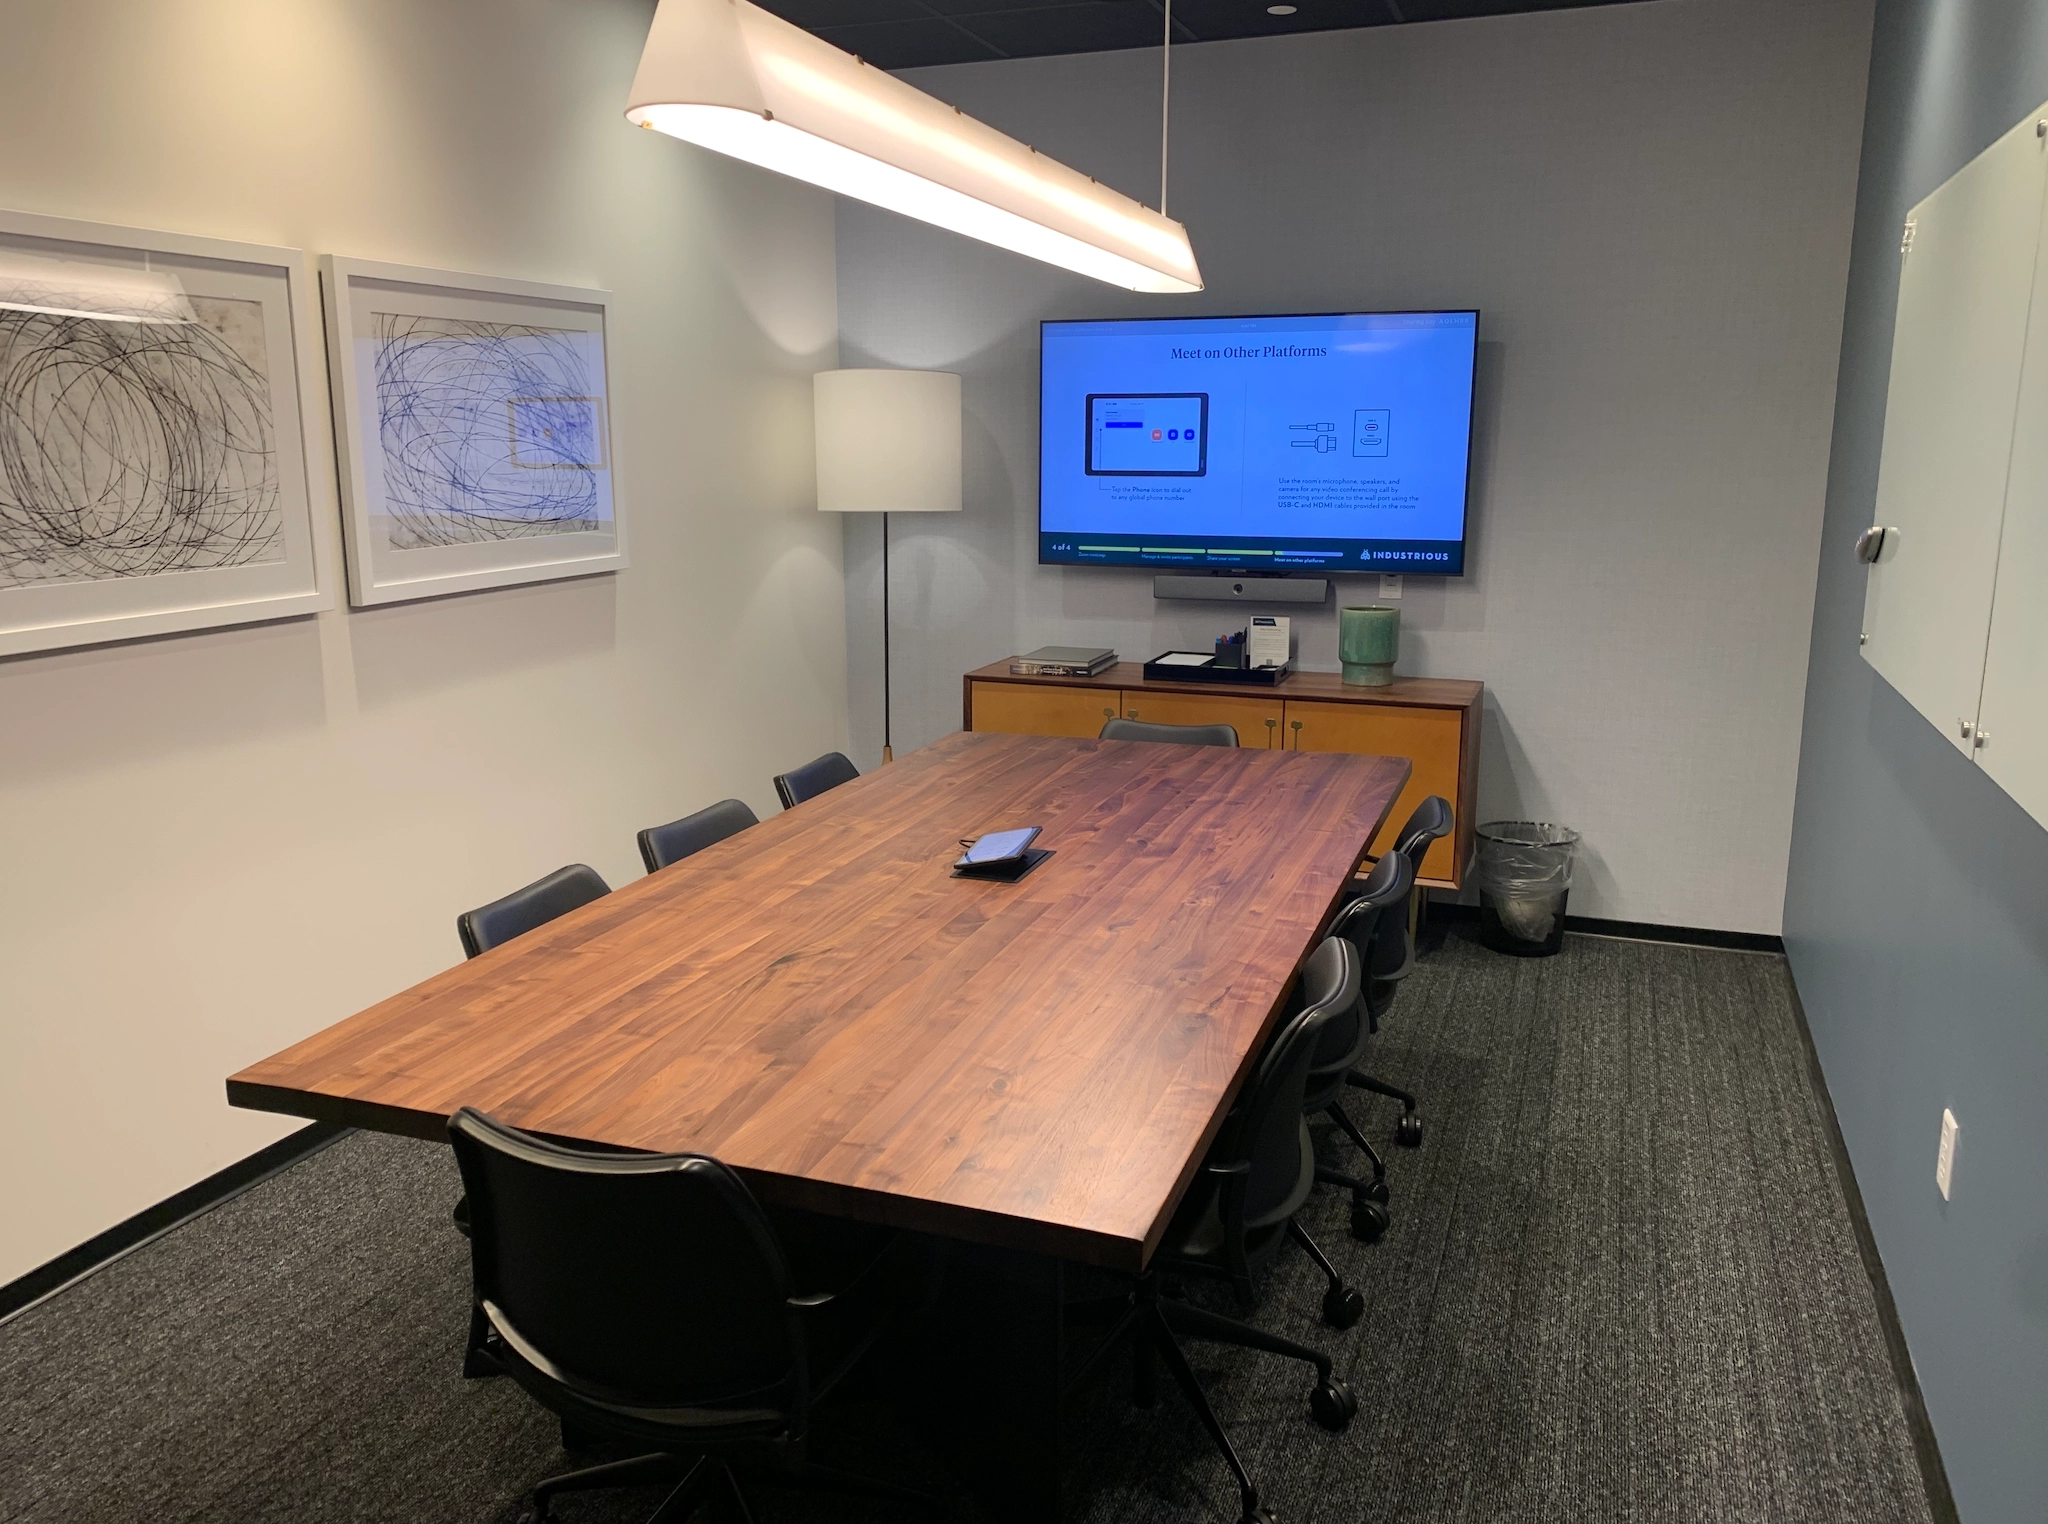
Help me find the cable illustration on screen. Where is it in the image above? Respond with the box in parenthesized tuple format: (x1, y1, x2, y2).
(372, 314, 608, 549)
(0, 303, 282, 587)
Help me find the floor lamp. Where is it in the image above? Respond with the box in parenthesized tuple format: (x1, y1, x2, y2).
(815, 369, 962, 762)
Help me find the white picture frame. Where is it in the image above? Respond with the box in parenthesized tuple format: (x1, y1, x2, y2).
(0, 209, 334, 657)
(320, 256, 625, 606)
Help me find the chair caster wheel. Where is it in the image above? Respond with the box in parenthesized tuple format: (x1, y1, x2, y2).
(1351, 1199, 1390, 1243)
(1310, 1375, 1358, 1433)
(1363, 1177, 1390, 1206)
(1395, 1113, 1423, 1148)
(1322, 1284, 1364, 1329)
(1240, 1507, 1277, 1524)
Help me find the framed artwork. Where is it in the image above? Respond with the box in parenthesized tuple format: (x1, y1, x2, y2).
(321, 257, 624, 606)
(0, 209, 333, 657)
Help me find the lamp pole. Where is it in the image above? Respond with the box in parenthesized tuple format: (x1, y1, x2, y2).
(881, 511, 892, 763)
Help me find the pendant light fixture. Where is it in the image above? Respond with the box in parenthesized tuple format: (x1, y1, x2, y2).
(625, 0, 1202, 293)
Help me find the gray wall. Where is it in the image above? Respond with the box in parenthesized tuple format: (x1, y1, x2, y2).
(1785, 0, 2048, 1516)
(835, 0, 1872, 932)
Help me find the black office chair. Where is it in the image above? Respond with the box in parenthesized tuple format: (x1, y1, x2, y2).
(773, 752, 859, 810)
(1312, 851, 1415, 1242)
(1065, 936, 1363, 1524)
(1350, 795, 1453, 1147)
(1099, 717, 1240, 746)
(637, 797, 759, 874)
(456, 863, 611, 960)
(449, 1108, 921, 1524)
(450, 863, 614, 1305)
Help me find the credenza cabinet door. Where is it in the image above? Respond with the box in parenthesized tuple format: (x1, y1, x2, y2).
(1118, 691, 1285, 747)
(969, 681, 1116, 738)
(1285, 701, 1463, 881)
(1863, 109, 2048, 755)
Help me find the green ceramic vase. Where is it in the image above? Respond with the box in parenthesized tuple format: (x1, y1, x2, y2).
(1339, 605, 1400, 686)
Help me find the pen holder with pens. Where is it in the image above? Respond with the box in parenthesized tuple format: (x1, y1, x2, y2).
(1213, 629, 1246, 668)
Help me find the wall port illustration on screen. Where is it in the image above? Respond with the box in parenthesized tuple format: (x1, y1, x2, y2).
(1354, 409, 1390, 457)
(1085, 393, 1209, 476)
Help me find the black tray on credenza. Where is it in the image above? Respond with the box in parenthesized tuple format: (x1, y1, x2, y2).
(1141, 653, 1291, 685)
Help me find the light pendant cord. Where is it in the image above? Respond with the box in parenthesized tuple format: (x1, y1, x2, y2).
(1160, 0, 1172, 215)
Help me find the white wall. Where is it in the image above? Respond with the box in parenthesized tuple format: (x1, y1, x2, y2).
(835, 0, 1871, 932)
(0, 0, 846, 1284)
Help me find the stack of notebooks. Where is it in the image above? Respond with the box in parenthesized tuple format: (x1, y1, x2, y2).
(1010, 645, 1117, 677)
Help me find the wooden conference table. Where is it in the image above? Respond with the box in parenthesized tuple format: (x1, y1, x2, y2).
(228, 729, 1410, 1518)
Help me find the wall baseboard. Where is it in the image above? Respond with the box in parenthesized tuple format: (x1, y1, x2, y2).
(0, 1121, 349, 1328)
(1424, 898, 1785, 954)
(1783, 977, 1960, 1524)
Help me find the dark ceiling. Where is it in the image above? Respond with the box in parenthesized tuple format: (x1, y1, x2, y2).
(755, 0, 1641, 70)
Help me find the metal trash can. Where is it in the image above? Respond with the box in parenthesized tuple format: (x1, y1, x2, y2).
(1471, 821, 1580, 957)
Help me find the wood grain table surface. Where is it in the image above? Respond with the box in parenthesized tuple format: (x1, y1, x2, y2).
(228, 730, 1409, 1270)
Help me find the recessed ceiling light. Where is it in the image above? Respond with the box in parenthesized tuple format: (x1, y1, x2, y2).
(1268, 4, 1297, 12)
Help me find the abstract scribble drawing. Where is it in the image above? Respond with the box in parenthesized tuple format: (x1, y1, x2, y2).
(373, 315, 607, 550)
(507, 395, 603, 470)
(0, 308, 281, 588)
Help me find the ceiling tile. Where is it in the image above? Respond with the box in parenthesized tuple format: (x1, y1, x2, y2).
(812, 16, 1009, 66)
(756, 0, 934, 26)
(952, 1, 1172, 58)
(1169, 0, 1394, 44)
(758, 0, 1659, 68)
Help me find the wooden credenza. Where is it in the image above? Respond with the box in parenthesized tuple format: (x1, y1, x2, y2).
(963, 660, 1483, 889)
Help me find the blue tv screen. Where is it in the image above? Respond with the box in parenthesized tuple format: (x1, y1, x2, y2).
(1039, 310, 1478, 575)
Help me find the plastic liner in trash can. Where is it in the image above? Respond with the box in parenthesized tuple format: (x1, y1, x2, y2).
(1471, 822, 1580, 957)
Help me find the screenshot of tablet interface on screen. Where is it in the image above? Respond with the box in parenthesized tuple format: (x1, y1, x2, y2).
(1087, 394, 1209, 475)
(1041, 312, 1477, 573)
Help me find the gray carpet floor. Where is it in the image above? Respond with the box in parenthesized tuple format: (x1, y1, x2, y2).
(0, 930, 1935, 1524)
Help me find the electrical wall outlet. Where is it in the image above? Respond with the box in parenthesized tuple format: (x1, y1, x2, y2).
(1936, 1108, 1960, 1200)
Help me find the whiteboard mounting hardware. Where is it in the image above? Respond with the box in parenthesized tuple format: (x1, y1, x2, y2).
(1959, 719, 1974, 739)
(1974, 730, 1991, 748)
(1901, 217, 1917, 256)
(1855, 524, 1901, 563)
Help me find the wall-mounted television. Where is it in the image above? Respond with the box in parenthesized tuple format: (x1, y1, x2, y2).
(1039, 310, 1478, 575)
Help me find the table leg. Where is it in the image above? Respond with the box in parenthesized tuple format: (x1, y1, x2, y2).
(891, 1238, 1065, 1523)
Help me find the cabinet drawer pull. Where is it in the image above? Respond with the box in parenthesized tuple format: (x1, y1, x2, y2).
(1103, 707, 1115, 719)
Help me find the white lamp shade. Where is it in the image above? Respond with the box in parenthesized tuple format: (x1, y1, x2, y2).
(626, 0, 1201, 294)
(815, 369, 961, 514)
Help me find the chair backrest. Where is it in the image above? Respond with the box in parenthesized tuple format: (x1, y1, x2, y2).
(449, 1108, 805, 1420)
(1218, 936, 1360, 1228)
(1313, 853, 1409, 1072)
(1331, 849, 1415, 981)
(773, 752, 860, 810)
(457, 864, 611, 960)
(1392, 795, 1453, 867)
(638, 798, 759, 874)
(1099, 718, 1240, 747)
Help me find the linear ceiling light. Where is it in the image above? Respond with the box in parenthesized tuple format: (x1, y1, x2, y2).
(625, 0, 1202, 293)
(0, 252, 194, 324)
